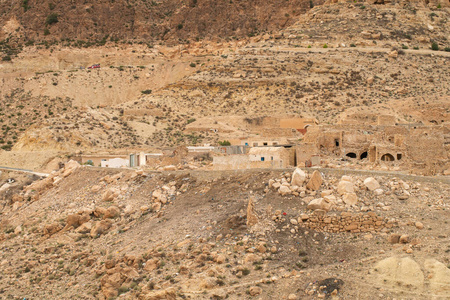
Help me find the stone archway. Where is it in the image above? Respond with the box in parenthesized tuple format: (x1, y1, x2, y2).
(346, 152, 357, 159)
(360, 151, 368, 159)
(381, 153, 395, 161)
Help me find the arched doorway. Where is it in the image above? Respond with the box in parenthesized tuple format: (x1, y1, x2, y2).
(346, 152, 357, 159)
(360, 151, 368, 159)
(381, 153, 395, 161)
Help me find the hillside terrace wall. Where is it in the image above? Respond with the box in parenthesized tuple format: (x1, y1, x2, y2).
(298, 211, 398, 233)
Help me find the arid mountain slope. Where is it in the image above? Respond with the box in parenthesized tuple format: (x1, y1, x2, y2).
(0, 0, 321, 49)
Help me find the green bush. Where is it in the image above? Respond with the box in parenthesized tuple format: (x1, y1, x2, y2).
(431, 42, 439, 51)
(401, 44, 408, 49)
(44, 28, 50, 36)
(444, 47, 450, 52)
(141, 89, 152, 94)
(218, 140, 231, 146)
(189, 63, 196, 67)
(350, 43, 356, 47)
(323, 44, 328, 48)
(45, 13, 59, 25)
(187, 118, 196, 124)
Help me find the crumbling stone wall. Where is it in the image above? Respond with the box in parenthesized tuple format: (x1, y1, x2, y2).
(298, 212, 398, 233)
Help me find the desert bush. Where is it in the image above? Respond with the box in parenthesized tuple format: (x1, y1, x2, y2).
(45, 13, 58, 25)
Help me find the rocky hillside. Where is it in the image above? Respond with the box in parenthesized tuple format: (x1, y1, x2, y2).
(0, 0, 320, 52)
(0, 1, 449, 170)
(0, 162, 449, 299)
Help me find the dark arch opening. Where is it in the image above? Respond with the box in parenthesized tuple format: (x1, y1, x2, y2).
(381, 153, 395, 161)
(360, 151, 368, 159)
(346, 152, 357, 159)
(397, 153, 402, 160)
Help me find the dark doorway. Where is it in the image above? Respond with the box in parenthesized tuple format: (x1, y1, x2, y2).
(360, 151, 368, 159)
(346, 152, 357, 159)
(381, 153, 395, 161)
(397, 153, 402, 160)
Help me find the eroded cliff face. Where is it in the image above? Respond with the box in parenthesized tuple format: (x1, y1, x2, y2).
(0, 0, 321, 44)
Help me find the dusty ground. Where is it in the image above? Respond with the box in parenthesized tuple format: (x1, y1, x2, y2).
(0, 164, 448, 299)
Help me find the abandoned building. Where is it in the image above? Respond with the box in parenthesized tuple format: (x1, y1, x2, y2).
(302, 117, 450, 175)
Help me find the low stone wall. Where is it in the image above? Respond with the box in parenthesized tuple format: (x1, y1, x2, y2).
(298, 211, 398, 233)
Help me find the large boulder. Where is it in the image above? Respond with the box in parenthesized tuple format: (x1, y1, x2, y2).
(90, 220, 112, 237)
(306, 170, 323, 191)
(104, 206, 120, 219)
(343, 193, 358, 205)
(307, 198, 333, 211)
(102, 188, 120, 202)
(278, 185, 291, 196)
(337, 180, 354, 195)
(43, 223, 63, 236)
(291, 168, 307, 186)
(364, 177, 380, 191)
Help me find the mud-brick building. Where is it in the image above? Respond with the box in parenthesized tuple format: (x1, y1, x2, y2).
(302, 120, 449, 175)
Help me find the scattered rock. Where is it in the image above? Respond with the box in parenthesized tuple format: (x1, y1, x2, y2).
(291, 168, 306, 186)
(306, 170, 323, 191)
(364, 177, 380, 191)
(248, 286, 262, 296)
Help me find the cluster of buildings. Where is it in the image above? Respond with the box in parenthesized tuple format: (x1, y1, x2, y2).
(76, 115, 449, 175)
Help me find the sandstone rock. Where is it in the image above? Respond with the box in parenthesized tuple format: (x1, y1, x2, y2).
(291, 168, 307, 186)
(423, 259, 450, 296)
(321, 190, 333, 197)
(389, 234, 401, 244)
(66, 214, 82, 228)
(290, 218, 298, 225)
(0, 183, 11, 192)
(307, 198, 333, 211)
(142, 288, 176, 300)
(140, 205, 149, 213)
(152, 202, 162, 212)
(90, 220, 112, 237)
(399, 235, 409, 244)
(415, 222, 424, 229)
(247, 196, 259, 226)
(91, 185, 102, 193)
(364, 177, 380, 191)
(94, 207, 108, 218)
(288, 294, 297, 300)
(43, 223, 63, 236)
(163, 165, 177, 171)
(341, 175, 353, 182)
(343, 193, 358, 205)
(244, 253, 260, 264)
(102, 188, 119, 202)
(397, 194, 409, 201)
(104, 206, 120, 219)
(373, 256, 424, 289)
(337, 180, 354, 195)
(215, 254, 226, 264)
(272, 182, 281, 189)
(75, 221, 92, 234)
(279, 185, 291, 196)
(374, 188, 384, 196)
(306, 170, 323, 191)
(249, 286, 262, 296)
(388, 50, 398, 58)
(101, 272, 121, 299)
(144, 258, 160, 271)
